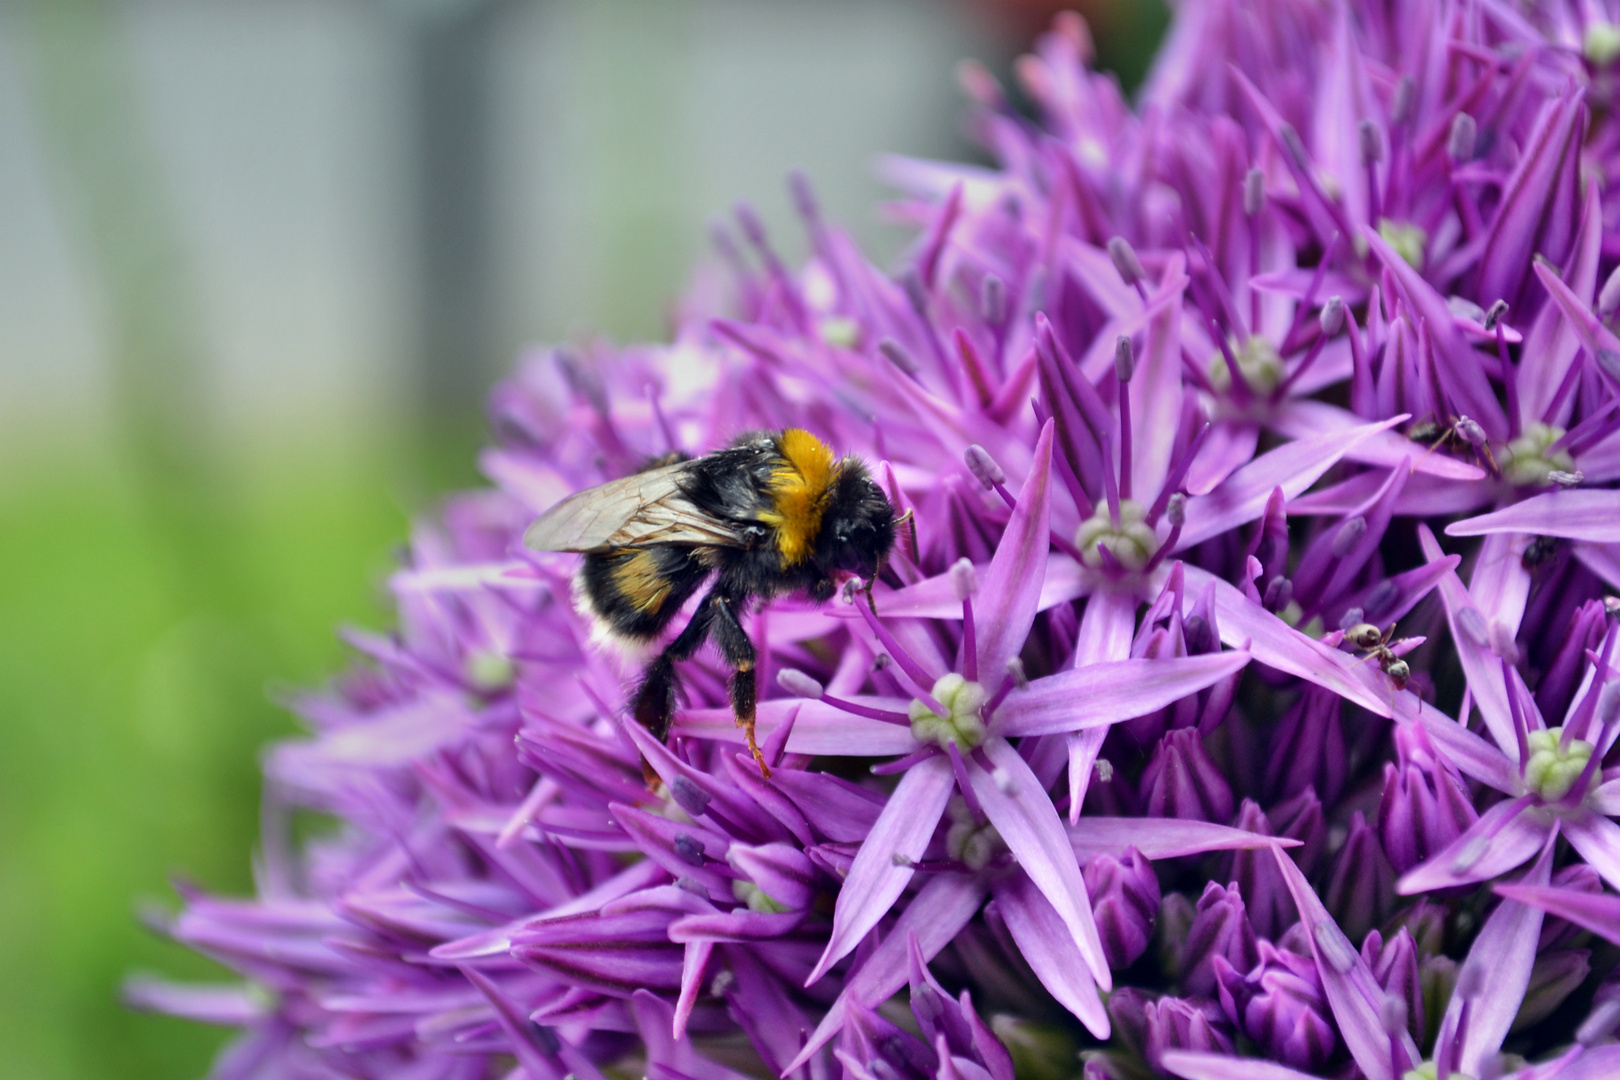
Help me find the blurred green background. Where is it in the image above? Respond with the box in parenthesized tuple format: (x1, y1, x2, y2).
(0, 1, 1163, 1077)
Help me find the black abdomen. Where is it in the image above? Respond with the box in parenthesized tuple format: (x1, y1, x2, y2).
(579, 546, 711, 640)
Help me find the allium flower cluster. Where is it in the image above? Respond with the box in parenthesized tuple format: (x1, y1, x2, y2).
(133, 2, 1620, 1078)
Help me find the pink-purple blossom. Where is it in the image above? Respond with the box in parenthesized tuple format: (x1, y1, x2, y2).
(130, 2, 1620, 1079)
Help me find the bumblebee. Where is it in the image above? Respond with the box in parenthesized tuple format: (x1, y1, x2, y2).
(524, 428, 896, 779)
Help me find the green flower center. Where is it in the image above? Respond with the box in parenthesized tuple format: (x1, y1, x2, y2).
(1075, 498, 1159, 572)
(1379, 218, 1428, 269)
(909, 673, 988, 751)
(1587, 22, 1620, 65)
(1208, 336, 1283, 396)
(1404, 1065, 1473, 1080)
(817, 316, 861, 349)
(464, 649, 515, 692)
(1524, 727, 1595, 802)
(731, 879, 793, 914)
(1502, 422, 1576, 487)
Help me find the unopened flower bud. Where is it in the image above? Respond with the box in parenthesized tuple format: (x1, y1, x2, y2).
(1108, 236, 1145, 287)
(1514, 950, 1591, 1032)
(949, 558, 979, 601)
(1158, 891, 1196, 977)
(964, 444, 1006, 489)
(1142, 729, 1234, 823)
(1262, 575, 1294, 613)
(1266, 688, 1346, 807)
(1243, 168, 1266, 216)
(1083, 847, 1159, 970)
(1484, 299, 1509, 331)
(1182, 613, 1215, 656)
(1379, 724, 1478, 874)
(777, 668, 824, 699)
(980, 274, 1007, 325)
(879, 337, 920, 375)
(1221, 800, 1295, 937)
(1141, 995, 1234, 1074)
(1324, 812, 1396, 942)
(1359, 119, 1383, 164)
(1363, 928, 1423, 1041)
(1181, 881, 1260, 996)
(1215, 941, 1337, 1071)
(1319, 296, 1345, 336)
(1107, 986, 1151, 1058)
(1393, 900, 1447, 957)
(1114, 335, 1136, 382)
(1447, 112, 1477, 161)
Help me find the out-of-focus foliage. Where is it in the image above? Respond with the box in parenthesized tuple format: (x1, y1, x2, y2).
(0, 440, 429, 1080)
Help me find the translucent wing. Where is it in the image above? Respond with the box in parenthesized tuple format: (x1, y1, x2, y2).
(522, 462, 747, 553)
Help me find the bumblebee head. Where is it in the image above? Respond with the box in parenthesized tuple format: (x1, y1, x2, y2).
(816, 460, 896, 579)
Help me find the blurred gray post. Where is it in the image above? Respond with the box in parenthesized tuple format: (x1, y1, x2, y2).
(397, 0, 512, 433)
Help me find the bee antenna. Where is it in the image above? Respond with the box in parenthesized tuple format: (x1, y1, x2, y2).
(863, 573, 878, 615)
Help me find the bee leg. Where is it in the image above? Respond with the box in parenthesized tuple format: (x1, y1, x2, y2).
(631, 599, 718, 787)
(710, 594, 768, 779)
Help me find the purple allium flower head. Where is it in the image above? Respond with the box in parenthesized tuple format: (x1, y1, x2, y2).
(134, 1, 1620, 1077)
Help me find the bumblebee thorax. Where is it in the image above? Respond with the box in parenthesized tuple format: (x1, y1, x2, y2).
(759, 429, 840, 566)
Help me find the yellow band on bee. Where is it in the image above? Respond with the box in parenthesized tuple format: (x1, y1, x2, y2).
(610, 549, 673, 613)
(760, 428, 839, 565)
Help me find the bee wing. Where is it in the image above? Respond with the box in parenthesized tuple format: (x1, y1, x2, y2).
(522, 462, 747, 553)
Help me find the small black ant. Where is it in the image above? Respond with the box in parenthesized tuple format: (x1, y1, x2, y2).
(1345, 621, 1413, 691)
(1521, 535, 1561, 572)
